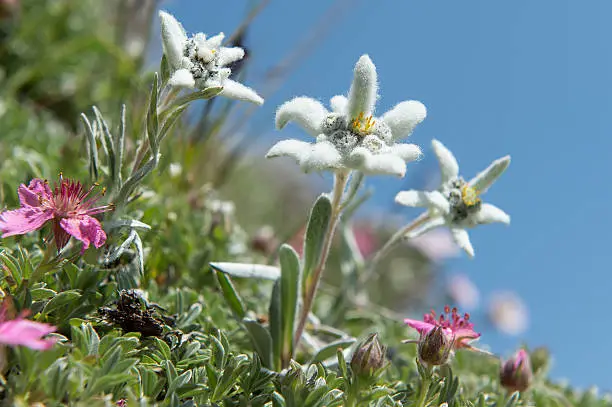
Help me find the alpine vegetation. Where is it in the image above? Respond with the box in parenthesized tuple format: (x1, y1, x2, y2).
(0, 2, 598, 406)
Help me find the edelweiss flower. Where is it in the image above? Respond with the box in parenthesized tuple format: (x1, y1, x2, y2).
(0, 176, 113, 253)
(159, 11, 263, 105)
(395, 139, 510, 257)
(266, 55, 425, 177)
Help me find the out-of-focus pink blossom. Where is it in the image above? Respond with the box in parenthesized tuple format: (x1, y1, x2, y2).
(0, 306, 56, 350)
(404, 306, 481, 350)
(488, 291, 529, 336)
(409, 229, 460, 262)
(446, 274, 480, 311)
(0, 176, 113, 252)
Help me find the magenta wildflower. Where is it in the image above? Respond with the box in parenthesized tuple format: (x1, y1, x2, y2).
(0, 176, 113, 252)
(0, 306, 56, 350)
(404, 306, 481, 351)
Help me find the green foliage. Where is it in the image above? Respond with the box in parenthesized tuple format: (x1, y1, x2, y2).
(0, 1, 607, 406)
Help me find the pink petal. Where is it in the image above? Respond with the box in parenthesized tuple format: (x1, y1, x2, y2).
(0, 319, 56, 350)
(60, 215, 106, 253)
(18, 179, 52, 207)
(404, 318, 436, 334)
(0, 207, 53, 237)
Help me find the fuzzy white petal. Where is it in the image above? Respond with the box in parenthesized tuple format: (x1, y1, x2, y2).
(475, 203, 510, 225)
(347, 55, 378, 119)
(330, 95, 348, 115)
(219, 79, 263, 105)
(450, 228, 475, 258)
(169, 69, 195, 88)
(389, 143, 422, 163)
(469, 156, 510, 193)
(159, 11, 188, 70)
(217, 47, 245, 67)
(381, 100, 427, 141)
(275, 97, 328, 136)
(395, 190, 449, 213)
(346, 147, 405, 177)
(432, 139, 460, 184)
(405, 216, 446, 239)
(302, 141, 343, 171)
(266, 140, 342, 172)
(207, 32, 225, 49)
(266, 139, 310, 161)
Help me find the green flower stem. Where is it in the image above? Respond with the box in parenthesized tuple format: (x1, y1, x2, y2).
(359, 212, 431, 286)
(416, 376, 431, 407)
(293, 169, 350, 347)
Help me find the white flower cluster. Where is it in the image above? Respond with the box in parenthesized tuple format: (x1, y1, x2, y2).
(159, 11, 263, 105)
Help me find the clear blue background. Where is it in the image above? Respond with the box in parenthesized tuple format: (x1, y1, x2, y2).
(160, 0, 610, 389)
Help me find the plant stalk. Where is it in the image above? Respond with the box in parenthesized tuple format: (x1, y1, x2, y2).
(293, 170, 349, 347)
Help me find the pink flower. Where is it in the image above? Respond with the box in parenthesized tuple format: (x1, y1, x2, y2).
(404, 306, 481, 350)
(0, 176, 113, 252)
(409, 229, 460, 262)
(0, 307, 56, 350)
(446, 274, 480, 311)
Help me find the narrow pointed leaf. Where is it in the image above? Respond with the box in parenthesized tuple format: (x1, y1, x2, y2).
(147, 73, 160, 155)
(302, 195, 332, 290)
(210, 262, 280, 280)
(279, 244, 300, 367)
(243, 319, 274, 369)
(269, 280, 282, 371)
(311, 338, 356, 363)
(214, 270, 246, 319)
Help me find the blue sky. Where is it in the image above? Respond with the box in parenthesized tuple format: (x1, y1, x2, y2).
(160, 0, 611, 388)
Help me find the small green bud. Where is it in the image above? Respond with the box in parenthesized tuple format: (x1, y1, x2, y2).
(418, 325, 453, 366)
(350, 333, 386, 378)
(500, 349, 533, 393)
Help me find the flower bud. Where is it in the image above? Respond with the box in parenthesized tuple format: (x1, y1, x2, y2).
(350, 333, 386, 378)
(418, 325, 452, 366)
(500, 349, 533, 393)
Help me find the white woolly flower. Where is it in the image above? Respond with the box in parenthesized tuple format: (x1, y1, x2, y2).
(266, 55, 425, 177)
(395, 139, 510, 257)
(159, 11, 263, 105)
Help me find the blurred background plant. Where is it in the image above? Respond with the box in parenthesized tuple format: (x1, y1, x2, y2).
(0, 0, 607, 405)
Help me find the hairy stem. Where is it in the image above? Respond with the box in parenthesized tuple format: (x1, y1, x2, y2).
(416, 377, 431, 407)
(359, 212, 431, 286)
(293, 170, 349, 347)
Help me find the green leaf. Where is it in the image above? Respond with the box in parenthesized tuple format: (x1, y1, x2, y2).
(147, 73, 160, 155)
(214, 270, 246, 319)
(173, 86, 223, 107)
(104, 219, 151, 231)
(30, 287, 57, 301)
(42, 290, 82, 315)
(279, 244, 300, 368)
(311, 338, 356, 363)
(160, 55, 170, 84)
(243, 319, 273, 369)
(157, 104, 188, 147)
(115, 104, 126, 188)
(269, 280, 282, 372)
(80, 113, 99, 181)
(93, 106, 116, 184)
(210, 262, 280, 280)
(302, 194, 332, 291)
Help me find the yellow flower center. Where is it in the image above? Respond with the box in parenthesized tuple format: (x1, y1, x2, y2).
(461, 184, 481, 206)
(351, 112, 375, 135)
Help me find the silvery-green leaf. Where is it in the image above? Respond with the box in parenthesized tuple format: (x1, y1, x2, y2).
(243, 319, 274, 369)
(147, 73, 160, 155)
(214, 271, 246, 319)
(474, 203, 510, 225)
(105, 219, 151, 231)
(450, 227, 474, 258)
(302, 195, 332, 291)
(210, 262, 280, 280)
(159, 11, 187, 70)
(432, 139, 460, 184)
(173, 86, 223, 107)
(279, 244, 300, 367)
(275, 97, 328, 136)
(219, 79, 264, 105)
(381, 100, 427, 141)
(80, 113, 99, 181)
(311, 338, 356, 363)
(468, 155, 511, 194)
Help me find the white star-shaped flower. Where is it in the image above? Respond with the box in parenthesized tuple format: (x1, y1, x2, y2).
(395, 139, 510, 257)
(159, 11, 263, 105)
(266, 55, 425, 177)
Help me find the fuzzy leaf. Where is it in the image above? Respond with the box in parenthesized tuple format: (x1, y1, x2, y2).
(311, 338, 356, 363)
(210, 262, 280, 280)
(279, 244, 300, 367)
(147, 73, 160, 155)
(214, 270, 246, 319)
(302, 194, 332, 290)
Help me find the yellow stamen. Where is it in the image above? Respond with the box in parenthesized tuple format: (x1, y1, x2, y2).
(461, 184, 481, 206)
(351, 111, 376, 135)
